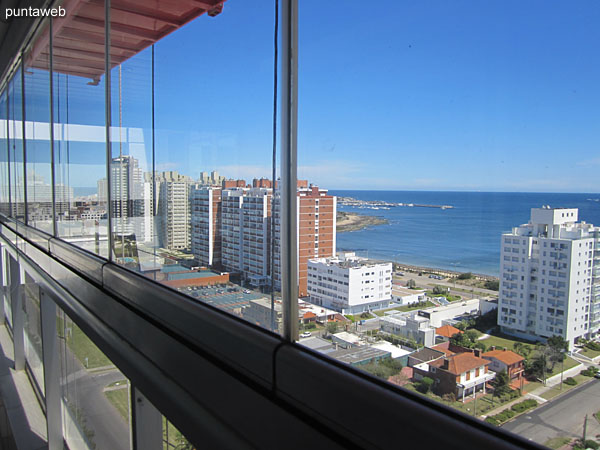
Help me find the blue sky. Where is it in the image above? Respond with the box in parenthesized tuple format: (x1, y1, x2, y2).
(16, 1, 600, 193)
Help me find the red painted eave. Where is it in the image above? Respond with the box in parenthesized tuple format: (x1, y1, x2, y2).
(29, 0, 227, 81)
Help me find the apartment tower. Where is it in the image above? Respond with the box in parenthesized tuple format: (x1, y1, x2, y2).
(498, 207, 600, 348)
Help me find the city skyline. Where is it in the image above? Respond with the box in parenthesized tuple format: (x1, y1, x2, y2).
(12, 1, 600, 193)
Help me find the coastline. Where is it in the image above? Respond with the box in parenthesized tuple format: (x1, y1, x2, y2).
(336, 211, 388, 233)
(393, 262, 498, 281)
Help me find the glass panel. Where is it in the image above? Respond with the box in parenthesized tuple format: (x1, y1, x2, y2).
(101, 1, 282, 332)
(7, 68, 25, 221)
(53, 9, 108, 257)
(2, 249, 11, 328)
(108, 41, 154, 265)
(163, 417, 192, 450)
(23, 272, 44, 396)
(24, 22, 54, 233)
(298, 1, 600, 446)
(0, 90, 9, 216)
(58, 307, 131, 450)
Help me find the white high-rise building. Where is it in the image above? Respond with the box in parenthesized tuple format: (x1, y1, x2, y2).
(110, 156, 153, 243)
(190, 186, 221, 267)
(157, 171, 191, 250)
(307, 252, 393, 314)
(498, 207, 600, 348)
(219, 188, 271, 287)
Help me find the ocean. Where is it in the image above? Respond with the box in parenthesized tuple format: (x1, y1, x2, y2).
(331, 191, 600, 277)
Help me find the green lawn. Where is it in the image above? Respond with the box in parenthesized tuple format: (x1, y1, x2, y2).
(522, 381, 543, 394)
(372, 301, 436, 316)
(580, 346, 600, 359)
(478, 334, 537, 353)
(594, 410, 600, 424)
(403, 382, 514, 417)
(540, 374, 590, 400)
(544, 437, 572, 449)
(544, 356, 579, 377)
(105, 389, 129, 423)
(426, 291, 462, 302)
(163, 418, 193, 449)
(67, 323, 113, 369)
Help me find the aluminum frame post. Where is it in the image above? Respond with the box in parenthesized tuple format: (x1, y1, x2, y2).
(0, 245, 5, 324)
(40, 287, 62, 450)
(280, 0, 299, 342)
(9, 254, 25, 369)
(131, 386, 162, 450)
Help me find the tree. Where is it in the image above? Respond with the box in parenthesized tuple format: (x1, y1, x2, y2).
(546, 335, 567, 370)
(457, 272, 473, 280)
(450, 332, 474, 348)
(491, 370, 511, 397)
(473, 342, 487, 352)
(464, 329, 479, 343)
(484, 280, 500, 291)
(407, 279, 417, 289)
(326, 321, 338, 335)
(417, 377, 434, 394)
(432, 285, 447, 295)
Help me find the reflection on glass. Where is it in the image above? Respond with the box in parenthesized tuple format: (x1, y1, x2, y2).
(0, 91, 9, 216)
(8, 67, 24, 221)
(53, 11, 108, 256)
(162, 417, 193, 450)
(23, 272, 45, 396)
(296, 1, 600, 446)
(58, 308, 131, 450)
(24, 23, 53, 234)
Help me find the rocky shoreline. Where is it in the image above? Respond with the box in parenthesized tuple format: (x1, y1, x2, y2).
(336, 211, 388, 233)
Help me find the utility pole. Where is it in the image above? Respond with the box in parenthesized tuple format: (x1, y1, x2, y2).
(583, 414, 588, 442)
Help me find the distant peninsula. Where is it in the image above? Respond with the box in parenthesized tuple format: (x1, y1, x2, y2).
(336, 211, 388, 233)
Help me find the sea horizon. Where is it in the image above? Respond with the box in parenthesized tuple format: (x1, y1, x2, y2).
(331, 190, 600, 277)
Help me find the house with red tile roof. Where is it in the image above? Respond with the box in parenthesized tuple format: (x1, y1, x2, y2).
(435, 324, 463, 340)
(482, 347, 525, 384)
(412, 350, 495, 401)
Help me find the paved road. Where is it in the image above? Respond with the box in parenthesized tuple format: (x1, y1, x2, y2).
(502, 379, 600, 445)
(59, 337, 130, 450)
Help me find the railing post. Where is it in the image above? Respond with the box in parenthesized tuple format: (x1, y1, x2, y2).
(40, 287, 63, 450)
(280, 0, 299, 342)
(9, 254, 25, 369)
(0, 244, 5, 325)
(131, 386, 162, 450)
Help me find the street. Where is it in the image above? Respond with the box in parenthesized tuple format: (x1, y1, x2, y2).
(502, 379, 600, 445)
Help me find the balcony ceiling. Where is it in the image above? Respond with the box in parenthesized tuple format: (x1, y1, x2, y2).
(29, 0, 226, 82)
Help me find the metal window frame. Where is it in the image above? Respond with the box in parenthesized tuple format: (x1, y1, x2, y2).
(0, 217, 544, 450)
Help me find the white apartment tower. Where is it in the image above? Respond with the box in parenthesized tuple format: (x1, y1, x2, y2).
(307, 252, 392, 314)
(190, 186, 222, 267)
(220, 188, 271, 287)
(498, 207, 600, 348)
(157, 171, 192, 250)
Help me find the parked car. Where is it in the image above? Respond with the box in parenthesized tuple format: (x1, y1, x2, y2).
(594, 372, 600, 379)
(300, 332, 312, 338)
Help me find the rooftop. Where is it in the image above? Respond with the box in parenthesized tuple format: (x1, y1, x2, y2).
(431, 352, 490, 376)
(482, 349, 525, 366)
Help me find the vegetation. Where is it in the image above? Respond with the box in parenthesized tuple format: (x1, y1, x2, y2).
(105, 389, 130, 423)
(581, 366, 599, 377)
(416, 377, 434, 394)
(449, 329, 480, 349)
(485, 399, 538, 426)
(563, 377, 577, 386)
(326, 322, 339, 335)
(543, 437, 572, 449)
(484, 280, 500, 291)
(573, 439, 599, 450)
(360, 358, 403, 380)
(595, 409, 600, 424)
(490, 370, 511, 397)
(457, 272, 473, 280)
(406, 279, 417, 289)
(586, 341, 600, 351)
